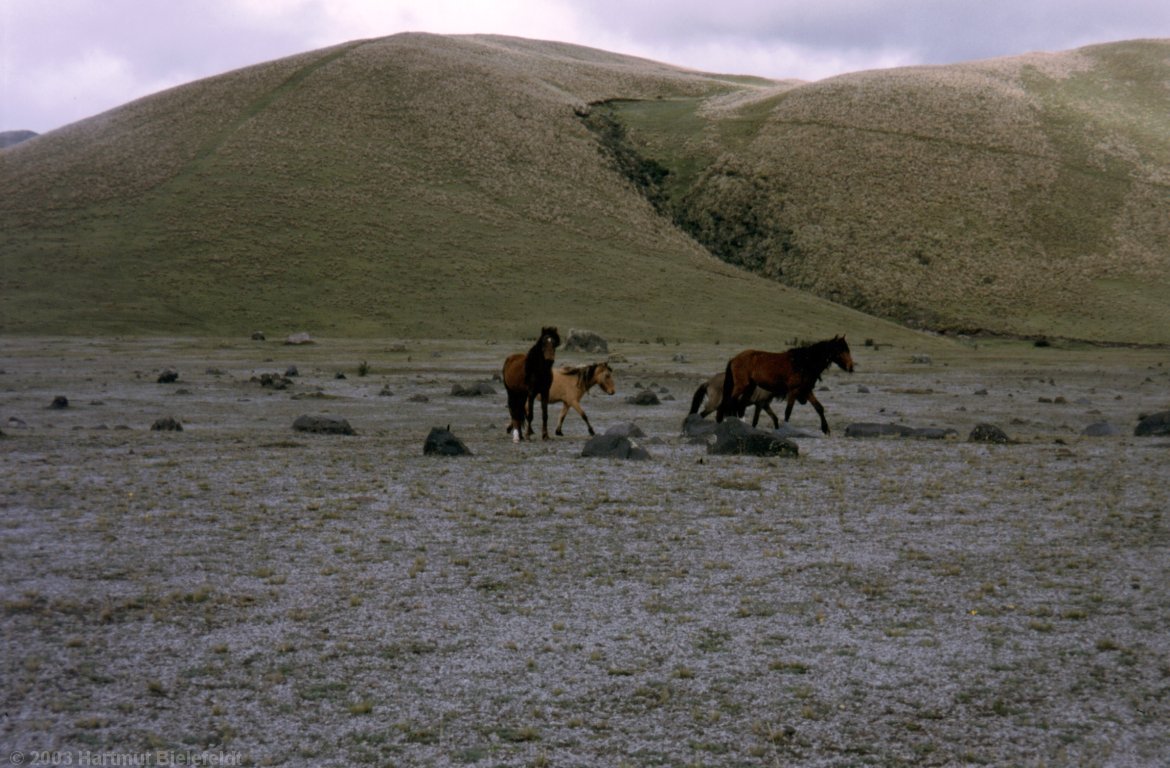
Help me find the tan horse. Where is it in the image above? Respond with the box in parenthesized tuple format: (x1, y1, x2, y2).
(687, 371, 780, 429)
(549, 362, 616, 436)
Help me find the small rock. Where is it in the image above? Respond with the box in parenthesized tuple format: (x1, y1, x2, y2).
(285, 332, 314, 346)
(157, 369, 179, 383)
(424, 426, 472, 456)
(969, 423, 1012, 444)
(708, 419, 798, 457)
(151, 417, 183, 432)
(251, 331, 266, 341)
(627, 390, 660, 406)
(1082, 421, 1121, 437)
(48, 395, 69, 410)
(605, 422, 647, 439)
(845, 422, 915, 438)
(450, 382, 496, 397)
(581, 433, 651, 460)
(292, 415, 355, 435)
(1134, 411, 1170, 437)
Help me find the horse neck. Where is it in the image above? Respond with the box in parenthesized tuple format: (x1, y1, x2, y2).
(794, 342, 836, 379)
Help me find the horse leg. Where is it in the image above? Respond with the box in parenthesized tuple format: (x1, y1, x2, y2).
(540, 393, 551, 440)
(555, 402, 570, 436)
(575, 402, 595, 435)
(807, 391, 830, 434)
(751, 404, 761, 428)
(784, 392, 797, 424)
(764, 403, 781, 430)
(737, 382, 756, 418)
(525, 393, 536, 437)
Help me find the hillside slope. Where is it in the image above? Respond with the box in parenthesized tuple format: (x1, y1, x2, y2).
(617, 39, 1170, 343)
(1, 34, 1166, 344)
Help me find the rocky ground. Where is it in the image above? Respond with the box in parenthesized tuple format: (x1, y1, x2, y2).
(2, 336, 1168, 767)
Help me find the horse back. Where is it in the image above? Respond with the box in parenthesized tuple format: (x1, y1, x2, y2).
(736, 349, 796, 394)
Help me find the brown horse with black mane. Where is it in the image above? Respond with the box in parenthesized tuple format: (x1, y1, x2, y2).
(502, 327, 561, 442)
(715, 336, 854, 434)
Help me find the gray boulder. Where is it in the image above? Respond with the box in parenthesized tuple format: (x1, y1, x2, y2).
(292, 415, 355, 435)
(605, 422, 646, 439)
(1082, 421, 1122, 437)
(581, 433, 651, 460)
(1134, 411, 1170, 437)
(708, 419, 798, 458)
(563, 329, 609, 354)
(424, 426, 472, 456)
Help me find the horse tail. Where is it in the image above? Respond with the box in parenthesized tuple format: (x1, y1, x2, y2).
(716, 360, 735, 422)
(688, 383, 708, 416)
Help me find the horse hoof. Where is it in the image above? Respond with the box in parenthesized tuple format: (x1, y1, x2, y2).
(512, 429, 521, 443)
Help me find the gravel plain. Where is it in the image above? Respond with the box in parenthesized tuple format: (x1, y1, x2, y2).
(2, 336, 1169, 767)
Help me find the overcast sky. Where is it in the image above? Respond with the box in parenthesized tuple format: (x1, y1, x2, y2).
(2, 0, 1168, 134)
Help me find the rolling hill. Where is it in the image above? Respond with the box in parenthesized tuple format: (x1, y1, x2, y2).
(1, 33, 1167, 344)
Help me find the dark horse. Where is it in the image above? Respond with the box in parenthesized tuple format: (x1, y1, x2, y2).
(502, 326, 561, 441)
(715, 336, 854, 434)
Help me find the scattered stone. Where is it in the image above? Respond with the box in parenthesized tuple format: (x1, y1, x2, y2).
(627, 390, 660, 406)
(856, 385, 871, 394)
(253, 373, 293, 390)
(251, 331, 266, 341)
(292, 415, 355, 435)
(151, 417, 183, 432)
(845, 423, 955, 439)
(157, 369, 179, 383)
(378, 387, 394, 397)
(48, 395, 69, 410)
(910, 354, 933, 365)
(605, 422, 647, 439)
(285, 332, 314, 345)
(424, 426, 472, 456)
(408, 394, 430, 403)
(285, 366, 299, 377)
(681, 413, 716, 438)
(974, 388, 989, 396)
(911, 427, 959, 440)
(1082, 421, 1121, 437)
(450, 381, 496, 397)
(969, 423, 1012, 444)
(563, 329, 609, 354)
(581, 433, 651, 460)
(846, 422, 916, 438)
(708, 419, 798, 458)
(1134, 411, 1170, 437)
(335, 372, 347, 380)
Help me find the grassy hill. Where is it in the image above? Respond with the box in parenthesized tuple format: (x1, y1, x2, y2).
(1, 34, 1167, 344)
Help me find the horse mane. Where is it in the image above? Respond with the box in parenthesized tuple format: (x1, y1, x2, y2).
(789, 337, 845, 380)
(557, 362, 599, 388)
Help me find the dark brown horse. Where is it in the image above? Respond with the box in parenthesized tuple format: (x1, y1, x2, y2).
(687, 371, 780, 429)
(550, 362, 616, 436)
(502, 326, 561, 442)
(715, 336, 854, 434)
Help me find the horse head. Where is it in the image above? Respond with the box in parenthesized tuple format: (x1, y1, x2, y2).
(540, 326, 560, 361)
(595, 362, 616, 395)
(832, 335, 855, 373)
